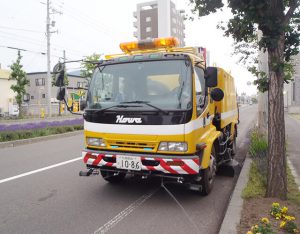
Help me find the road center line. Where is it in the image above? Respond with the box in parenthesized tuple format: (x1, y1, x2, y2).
(94, 189, 158, 234)
(0, 157, 82, 185)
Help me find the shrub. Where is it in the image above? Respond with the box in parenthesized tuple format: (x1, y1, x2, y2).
(0, 118, 83, 132)
(54, 127, 65, 134)
(64, 126, 74, 132)
(73, 125, 83, 130)
(0, 125, 83, 142)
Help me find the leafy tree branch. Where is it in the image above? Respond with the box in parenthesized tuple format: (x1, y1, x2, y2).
(9, 51, 29, 117)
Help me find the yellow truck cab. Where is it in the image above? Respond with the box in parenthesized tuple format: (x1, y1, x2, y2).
(58, 37, 239, 195)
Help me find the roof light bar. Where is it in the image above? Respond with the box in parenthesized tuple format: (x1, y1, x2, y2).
(120, 37, 179, 53)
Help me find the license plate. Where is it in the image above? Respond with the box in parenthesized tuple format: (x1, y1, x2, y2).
(116, 155, 141, 171)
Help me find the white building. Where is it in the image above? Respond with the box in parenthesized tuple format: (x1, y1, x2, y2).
(133, 0, 185, 46)
(0, 66, 16, 116)
(258, 30, 300, 115)
(284, 53, 300, 113)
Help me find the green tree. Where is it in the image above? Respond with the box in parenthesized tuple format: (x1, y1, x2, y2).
(9, 51, 29, 117)
(190, 0, 300, 199)
(80, 53, 101, 84)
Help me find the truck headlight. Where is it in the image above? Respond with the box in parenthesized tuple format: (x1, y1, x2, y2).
(86, 137, 106, 147)
(158, 142, 188, 152)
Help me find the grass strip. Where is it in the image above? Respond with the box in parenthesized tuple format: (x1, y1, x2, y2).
(242, 161, 266, 199)
(242, 129, 300, 206)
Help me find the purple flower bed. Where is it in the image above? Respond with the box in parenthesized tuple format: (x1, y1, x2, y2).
(0, 118, 84, 132)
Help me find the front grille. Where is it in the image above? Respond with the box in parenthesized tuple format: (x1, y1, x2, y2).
(107, 140, 156, 150)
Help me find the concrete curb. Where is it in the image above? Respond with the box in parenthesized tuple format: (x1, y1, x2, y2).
(287, 158, 300, 191)
(219, 158, 252, 234)
(287, 115, 300, 191)
(288, 114, 300, 122)
(0, 130, 83, 149)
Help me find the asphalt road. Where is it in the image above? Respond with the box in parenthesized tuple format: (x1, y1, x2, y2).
(0, 105, 257, 234)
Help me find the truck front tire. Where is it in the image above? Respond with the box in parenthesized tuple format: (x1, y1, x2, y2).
(200, 146, 217, 195)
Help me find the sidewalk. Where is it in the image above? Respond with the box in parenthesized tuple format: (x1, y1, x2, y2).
(285, 114, 300, 186)
(219, 114, 299, 233)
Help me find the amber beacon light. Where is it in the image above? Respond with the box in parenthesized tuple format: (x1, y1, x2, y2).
(120, 37, 179, 53)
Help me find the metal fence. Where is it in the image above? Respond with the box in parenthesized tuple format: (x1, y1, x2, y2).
(21, 104, 71, 117)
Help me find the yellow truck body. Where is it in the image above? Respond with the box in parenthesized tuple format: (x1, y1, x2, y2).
(81, 37, 239, 194)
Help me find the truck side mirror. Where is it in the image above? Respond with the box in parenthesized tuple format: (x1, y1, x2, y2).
(80, 100, 87, 110)
(56, 87, 66, 101)
(210, 88, 224, 102)
(53, 62, 65, 87)
(205, 67, 218, 87)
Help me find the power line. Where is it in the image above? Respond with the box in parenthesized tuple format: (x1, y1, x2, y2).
(0, 30, 86, 58)
(0, 25, 44, 33)
(0, 45, 46, 55)
(0, 29, 45, 40)
(52, 1, 113, 34)
(52, 2, 119, 41)
(0, 44, 62, 59)
(0, 19, 102, 56)
(0, 33, 46, 49)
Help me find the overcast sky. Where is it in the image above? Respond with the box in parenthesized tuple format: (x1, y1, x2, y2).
(0, 0, 257, 95)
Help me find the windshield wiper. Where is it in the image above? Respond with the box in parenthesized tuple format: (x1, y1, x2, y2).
(121, 101, 169, 115)
(93, 104, 141, 114)
(177, 80, 185, 109)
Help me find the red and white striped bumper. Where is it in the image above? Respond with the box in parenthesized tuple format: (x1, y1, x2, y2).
(82, 150, 200, 175)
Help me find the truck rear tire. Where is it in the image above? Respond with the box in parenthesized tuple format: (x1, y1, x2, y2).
(231, 124, 238, 156)
(100, 169, 126, 183)
(231, 136, 237, 156)
(200, 146, 217, 195)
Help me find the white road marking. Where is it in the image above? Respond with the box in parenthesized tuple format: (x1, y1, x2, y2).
(0, 157, 81, 184)
(94, 189, 158, 234)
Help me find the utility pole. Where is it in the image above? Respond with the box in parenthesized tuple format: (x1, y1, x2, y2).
(45, 0, 62, 117)
(257, 30, 269, 130)
(46, 0, 52, 117)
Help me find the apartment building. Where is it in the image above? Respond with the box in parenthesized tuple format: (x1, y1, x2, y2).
(133, 0, 185, 46)
(25, 72, 85, 105)
(23, 72, 86, 115)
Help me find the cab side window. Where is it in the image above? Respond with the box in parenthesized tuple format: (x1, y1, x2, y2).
(194, 67, 207, 115)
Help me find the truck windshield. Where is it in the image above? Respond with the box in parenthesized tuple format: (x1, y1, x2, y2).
(87, 59, 192, 111)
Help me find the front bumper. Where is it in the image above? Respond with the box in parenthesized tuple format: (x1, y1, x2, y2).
(82, 149, 201, 175)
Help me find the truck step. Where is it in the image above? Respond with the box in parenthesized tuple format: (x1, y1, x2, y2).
(79, 169, 96, 177)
